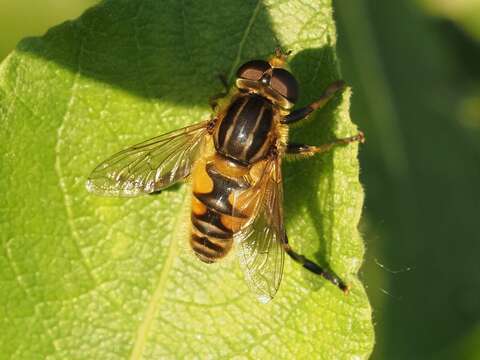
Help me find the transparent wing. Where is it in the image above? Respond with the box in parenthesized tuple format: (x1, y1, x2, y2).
(234, 159, 286, 303)
(86, 121, 209, 196)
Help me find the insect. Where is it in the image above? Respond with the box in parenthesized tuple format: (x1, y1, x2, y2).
(86, 49, 364, 303)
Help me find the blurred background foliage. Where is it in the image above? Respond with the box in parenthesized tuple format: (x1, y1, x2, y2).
(0, 0, 97, 60)
(1, 0, 478, 359)
(335, 1, 480, 360)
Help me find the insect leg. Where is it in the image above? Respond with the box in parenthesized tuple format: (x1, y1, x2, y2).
(286, 132, 365, 157)
(209, 74, 229, 110)
(282, 80, 346, 124)
(283, 232, 349, 293)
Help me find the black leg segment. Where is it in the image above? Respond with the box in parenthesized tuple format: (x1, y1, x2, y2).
(209, 74, 230, 110)
(282, 232, 349, 293)
(282, 80, 346, 124)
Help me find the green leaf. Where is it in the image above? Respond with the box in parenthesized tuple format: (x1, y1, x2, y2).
(0, 0, 373, 358)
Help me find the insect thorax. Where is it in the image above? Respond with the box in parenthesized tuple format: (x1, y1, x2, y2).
(214, 93, 276, 165)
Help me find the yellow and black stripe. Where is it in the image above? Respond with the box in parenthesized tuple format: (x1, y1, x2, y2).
(190, 156, 251, 263)
(190, 92, 277, 262)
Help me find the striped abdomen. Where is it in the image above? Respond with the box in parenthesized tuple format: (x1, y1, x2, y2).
(190, 155, 251, 263)
(214, 93, 274, 165)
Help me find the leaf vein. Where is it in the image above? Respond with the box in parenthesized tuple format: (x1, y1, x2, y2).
(227, 0, 262, 81)
(54, 33, 121, 310)
(2, 240, 59, 352)
(129, 193, 189, 360)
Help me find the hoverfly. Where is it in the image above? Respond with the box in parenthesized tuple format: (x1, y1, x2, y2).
(86, 49, 364, 303)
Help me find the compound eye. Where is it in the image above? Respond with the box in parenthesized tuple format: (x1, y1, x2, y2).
(271, 68, 299, 103)
(236, 60, 271, 81)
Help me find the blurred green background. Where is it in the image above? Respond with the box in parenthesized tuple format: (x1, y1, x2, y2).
(335, 0, 480, 359)
(1, 0, 479, 359)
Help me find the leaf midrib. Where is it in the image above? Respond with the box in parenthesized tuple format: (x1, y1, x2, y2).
(128, 2, 266, 355)
(226, 0, 262, 82)
(128, 192, 187, 359)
